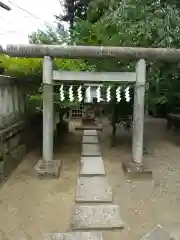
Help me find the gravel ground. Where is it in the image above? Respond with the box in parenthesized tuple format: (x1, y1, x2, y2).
(0, 116, 180, 240)
(101, 117, 180, 240)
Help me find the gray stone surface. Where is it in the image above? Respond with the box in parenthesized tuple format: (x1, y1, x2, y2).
(34, 159, 61, 179)
(169, 224, 180, 240)
(80, 157, 105, 176)
(82, 144, 101, 156)
(44, 232, 103, 240)
(71, 204, 124, 230)
(122, 161, 152, 179)
(0, 144, 27, 183)
(76, 177, 112, 203)
(9, 134, 20, 149)
(140, 225, 170, 240)
(82, 135, 99, 144)
(83, 130, 97, 136)
(170, 231, 180, 240)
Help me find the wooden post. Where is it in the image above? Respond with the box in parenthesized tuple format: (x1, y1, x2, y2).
(43, 56, 53, 162)
(132, 59, 146, 165)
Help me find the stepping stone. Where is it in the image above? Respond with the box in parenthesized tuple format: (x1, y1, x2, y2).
(76, 177, 112, 203)
(71, 204, 124, 230)
(169, 225, 180, 240)
(82, 135, 99, 144)
(82, 144, 101, 156)
(44, 232, 103, 240)
(84, 130, 97, 136)
(140, 225, 170, 240)
(80, 157, 105, 176)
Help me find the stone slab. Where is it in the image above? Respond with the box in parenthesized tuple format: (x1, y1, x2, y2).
(71, 204, 124, 230)
(76, 177, 112, 203)
(168, 224, 180, 240)
(82, 144, 101, 156)
(34, 159, 61, 179)
(170, 229, 180, 240)
(140, 225, 170, 240)
(44, 232, 103, 240)
(82, 135, 99, 144)
(83, 130, 97, 136)
(122, 161, 152, 179)
(80, 157, 105, 176)
(75, 125, 103, 131)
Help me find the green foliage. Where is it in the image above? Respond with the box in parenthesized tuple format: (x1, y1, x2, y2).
(150, 96, 168, 106)
(27, 94, 42, 113)
(0, 56, 86, 81)
(0, 55, 42, 80)
(71, 0, 180, 131)
(73, 0, 180, 50)
(0, 23, 86, 80)
(28, 25, 69, 44)
(148, 95, 168, 116)
(0, 25, 87, 117)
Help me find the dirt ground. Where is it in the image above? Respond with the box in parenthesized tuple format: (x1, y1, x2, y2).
(0, 116, 180, 240)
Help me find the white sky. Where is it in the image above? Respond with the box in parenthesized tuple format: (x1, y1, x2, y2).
(0, 0, 68, 45)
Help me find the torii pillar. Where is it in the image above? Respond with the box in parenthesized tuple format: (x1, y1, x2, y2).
(35, 56, 61, 178)
(122, 59, 152, 178)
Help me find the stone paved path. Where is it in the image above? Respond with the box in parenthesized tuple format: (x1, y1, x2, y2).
(80, 156, 105, 176)
(75, 177, 112, 203)
(0, 118, 177, 240)
(44, 232, 103, 240)
(82, 135, 99, 144)
(44, 129, 171, 240)
(81, 143, 101, 156)
(45, 130, 124, 239)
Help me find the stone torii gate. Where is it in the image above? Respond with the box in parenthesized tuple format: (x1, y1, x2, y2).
(1, 44, 179, 178)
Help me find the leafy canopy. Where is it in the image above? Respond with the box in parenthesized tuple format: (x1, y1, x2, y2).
(0, 26, 86, 81)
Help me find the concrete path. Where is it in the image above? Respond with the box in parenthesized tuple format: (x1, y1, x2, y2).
(82, 135, 99, 144)
(44, 232, 103, 240)
(44, 128, 124, 239)
(75, 177, 112, 203)
(140, 225, 170, 240)
(43, 128, 171, 239)
(81, 144, 101, 156)
(83, 130, 98, 136)
(71, 204, 124, 230)
(80, 157, 105, 176)
(72, 130, 124, 233)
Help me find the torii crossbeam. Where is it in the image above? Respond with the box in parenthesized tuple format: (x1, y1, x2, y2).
(1, 44, 180, 61)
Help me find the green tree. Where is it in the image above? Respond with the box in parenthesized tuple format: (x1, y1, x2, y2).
(70, 0, 180, 143)
(0, 24, 86, 81)
(0, 26, 87, 117)
(28, 25, 69, 44)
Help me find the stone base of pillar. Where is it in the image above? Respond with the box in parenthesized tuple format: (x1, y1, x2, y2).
(122, 161, 152, 179)
(34, 159, 61, 179)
